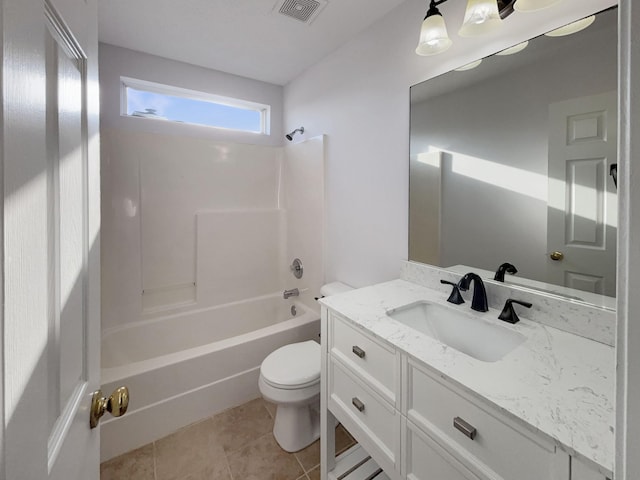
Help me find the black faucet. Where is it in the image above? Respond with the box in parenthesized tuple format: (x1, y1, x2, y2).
(494, 262, 518, 282)
(458, 273, 489, 312)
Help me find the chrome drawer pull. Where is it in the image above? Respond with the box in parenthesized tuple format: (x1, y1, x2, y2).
(352, 346, 366, 358)
(453, 417, 477, 440)
(352, 397, 365, 412)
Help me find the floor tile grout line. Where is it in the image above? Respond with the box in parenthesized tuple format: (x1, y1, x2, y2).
(293, 448, 308, 477)
(263, 401, 275, 420)
(222, 450, 234, 480)
(152, 441, 158, 480)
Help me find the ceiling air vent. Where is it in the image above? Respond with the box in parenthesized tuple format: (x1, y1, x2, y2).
(277, 0, 327, 24)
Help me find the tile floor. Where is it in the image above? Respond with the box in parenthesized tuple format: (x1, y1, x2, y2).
(100, 398, 356, 480)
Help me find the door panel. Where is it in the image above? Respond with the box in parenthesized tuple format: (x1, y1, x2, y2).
(2, 0, 100, 478)
(565, 157, 605, 247)
(547, 91, 617, 297)
(45, 7, 92, 476)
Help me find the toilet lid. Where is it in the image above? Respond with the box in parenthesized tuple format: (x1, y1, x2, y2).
(261, 340, 320, 388)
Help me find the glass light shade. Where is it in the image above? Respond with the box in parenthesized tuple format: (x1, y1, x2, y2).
(545, 15, 595, 37)
(514, 0, 562, 12)
(496, 41, 529, 55)
(416, 14, 453, 56)
(459, 0, 503, 37)
(455, 59, 483, 71)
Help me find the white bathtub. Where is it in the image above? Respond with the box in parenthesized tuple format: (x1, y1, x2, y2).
(100, 294, 320, 462)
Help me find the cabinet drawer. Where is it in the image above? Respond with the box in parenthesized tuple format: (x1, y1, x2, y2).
(330, 312, 398, 404)
(403, 418, 480, 480)
(406, 359, 568, 480)
(571, 458, 610, 480)
(329, 358, 400, 472)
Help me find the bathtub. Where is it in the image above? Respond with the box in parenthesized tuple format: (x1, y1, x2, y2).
(100, 293, 320, 462)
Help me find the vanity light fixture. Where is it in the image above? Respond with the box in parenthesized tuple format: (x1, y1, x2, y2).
(416, 0, 536, 56)
(415, 0, 453, 56)
(545, 15, 595, 37)
(513, 0, 562, 12)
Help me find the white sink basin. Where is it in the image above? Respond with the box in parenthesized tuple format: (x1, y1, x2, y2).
(386, 301, 525, 362)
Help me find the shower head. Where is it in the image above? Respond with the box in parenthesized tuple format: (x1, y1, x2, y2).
(285, 127, 304, 141)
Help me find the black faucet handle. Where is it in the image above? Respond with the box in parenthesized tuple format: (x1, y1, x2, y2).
(440, 280, 465, 305)
(498, 299, 532, 324)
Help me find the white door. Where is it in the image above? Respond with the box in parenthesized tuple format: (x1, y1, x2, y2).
(2, 0, 101, 479)
(547, 91, 617, 297)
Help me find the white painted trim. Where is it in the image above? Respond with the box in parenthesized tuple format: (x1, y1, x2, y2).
(616, 1, 639, 479)
(0, 0, 5, 475)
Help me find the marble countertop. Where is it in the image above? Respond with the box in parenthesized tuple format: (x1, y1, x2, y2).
(320, 279, 615, 476)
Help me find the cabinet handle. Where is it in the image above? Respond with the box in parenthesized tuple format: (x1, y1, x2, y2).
(352, 397, 365, 412)
(453, 417, 477, 440)
(352, 346, 366, 358)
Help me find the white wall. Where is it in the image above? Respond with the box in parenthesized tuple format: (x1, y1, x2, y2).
(410, 18, 617, 284)
(99, 43, 284, 146)
(284, 0, 616, 288)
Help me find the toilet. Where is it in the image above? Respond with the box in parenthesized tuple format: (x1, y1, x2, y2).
(259, 340, 321, 452)
(259, 282, 353, 452)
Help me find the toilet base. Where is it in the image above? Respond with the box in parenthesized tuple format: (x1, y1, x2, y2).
(273, 403, 320, 453)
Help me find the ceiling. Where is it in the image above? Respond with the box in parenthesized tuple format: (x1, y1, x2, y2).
(98, 0, 408, 86)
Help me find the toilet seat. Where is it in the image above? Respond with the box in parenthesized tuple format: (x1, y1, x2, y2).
(260, 340, 320, 390)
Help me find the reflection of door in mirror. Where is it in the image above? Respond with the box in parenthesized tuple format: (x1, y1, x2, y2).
(547, 91, 617, 297)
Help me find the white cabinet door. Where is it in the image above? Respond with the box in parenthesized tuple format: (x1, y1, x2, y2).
(403, 419, 480, 480)
(1, 0, 101, 478)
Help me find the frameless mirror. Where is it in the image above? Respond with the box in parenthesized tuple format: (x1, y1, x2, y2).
(409, 7, 617, 310)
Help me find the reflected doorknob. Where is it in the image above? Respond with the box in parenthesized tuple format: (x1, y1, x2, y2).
(90, 386, 129, 429)
(549, 251, 565, 261)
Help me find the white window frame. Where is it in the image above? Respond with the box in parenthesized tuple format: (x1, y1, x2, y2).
(120, 76, 271, 135)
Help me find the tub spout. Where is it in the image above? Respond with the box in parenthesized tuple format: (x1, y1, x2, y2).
(283, 288, 300, 299)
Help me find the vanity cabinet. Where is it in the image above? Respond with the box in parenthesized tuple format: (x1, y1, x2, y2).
(322, 309, 591, 480)
(404, 357, 568, 480)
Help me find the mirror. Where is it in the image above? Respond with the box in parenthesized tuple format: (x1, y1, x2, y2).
(409, 7, 617, 310)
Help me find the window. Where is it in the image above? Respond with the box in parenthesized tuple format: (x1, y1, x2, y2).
(121, 77, 270, 134)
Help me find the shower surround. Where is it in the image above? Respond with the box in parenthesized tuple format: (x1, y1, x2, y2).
(100, 128, 325, 460)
